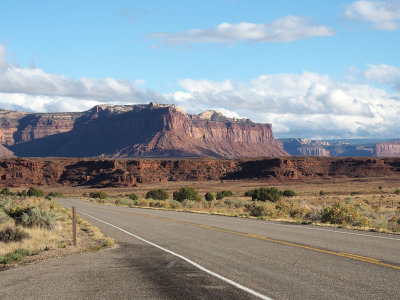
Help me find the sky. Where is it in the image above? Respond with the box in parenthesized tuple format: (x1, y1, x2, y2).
(0, 0, 399, 139)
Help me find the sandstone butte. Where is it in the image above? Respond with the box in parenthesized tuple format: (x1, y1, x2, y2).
(0, 102, 288, 159)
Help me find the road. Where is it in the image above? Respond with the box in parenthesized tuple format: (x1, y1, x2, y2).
(1, 198, 399, 299)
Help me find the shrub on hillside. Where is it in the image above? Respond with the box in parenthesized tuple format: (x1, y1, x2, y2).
(283, 190, 296, 197)
(204, 192, 214, 201)
(89, 191, 108, 199)
(319, 190, 326, 196)
(216, 190, 233, 200)
(245, 203, 282, 218)
(6, 205, 30, 220)
(0, 226, 30, 243)
(321, 203, 369, 226)
(27, 187, 44, 197)
(0, 187, 12, 196)
(245, 188, 282, 202)
(47, 192, 63, 198)
(19, 207, 56, 229)
(173, 187, 201, 202)
(0, 249, 36, 265)
(128, 193, 139, 201)
(17, 190, 27, 197)
(145, 189, 169, 200)
(395, 189, 400, 195)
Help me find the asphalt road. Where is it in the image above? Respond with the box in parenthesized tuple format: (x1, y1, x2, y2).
(1, 198, 399, 299)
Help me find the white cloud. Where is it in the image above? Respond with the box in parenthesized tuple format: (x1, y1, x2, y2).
(1, 43, 399, 139)
(0, 43, 162, 112)
(0, 44, 8, 69)
(134, 79, 146, 85)
(149, 15, 335, 46)
(363, 64, 400, 91)
(344, 0, 400, 30)
(170, 70, 400, 138)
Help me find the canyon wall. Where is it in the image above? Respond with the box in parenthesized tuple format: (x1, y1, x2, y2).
(0, 157, 399, 187)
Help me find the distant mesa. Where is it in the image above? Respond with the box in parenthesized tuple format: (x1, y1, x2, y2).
(279, 138, 400, 157)
(0, 103, 287, 158)
(375, 140, 400, 157)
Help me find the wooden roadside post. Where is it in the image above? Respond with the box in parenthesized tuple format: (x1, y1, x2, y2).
(72, 206, 77, 247)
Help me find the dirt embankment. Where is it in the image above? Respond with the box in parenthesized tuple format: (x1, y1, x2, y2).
(0, 157, 400, 188)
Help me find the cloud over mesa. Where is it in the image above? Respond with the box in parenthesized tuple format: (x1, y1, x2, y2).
(170, 70, 400, 138)
(0, 44, 399, 139)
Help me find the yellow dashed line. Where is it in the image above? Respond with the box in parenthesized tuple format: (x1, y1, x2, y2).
(340, 252, 380, 262)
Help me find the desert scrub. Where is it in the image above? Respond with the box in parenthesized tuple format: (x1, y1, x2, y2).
(1, 187, 13, 196)
(0, 249, 37, 265)
(205, 192, 214, 201)
(27, 187, 45, 197)
(173, 187, 201, 202)
(0, 226, 30, 243)
(0, 196, 113, 266)
(216, 190, 233, 200)
(224, 198, 245, 208)
(19, 207, 56, 229)
(145, 189, 169, 200)
(282, 190, 296, 197)
(245, 203, 283, 218)
(89, 191, 108, 199)
(245, 187, 283, 202)
(115, 198, 133, 206)
(321, 203, 370, 226)
(276, 201, 310, 219)
(46, 192, 63, 200)
(128, 193, 139, 200)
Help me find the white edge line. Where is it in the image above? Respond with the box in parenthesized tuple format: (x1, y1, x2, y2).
(67, 206, 273, 300)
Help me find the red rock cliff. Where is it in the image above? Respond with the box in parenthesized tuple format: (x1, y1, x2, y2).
(5, 103, 288, 158)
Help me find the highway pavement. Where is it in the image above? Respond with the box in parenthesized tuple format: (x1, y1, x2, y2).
(1, 198, 399, 299)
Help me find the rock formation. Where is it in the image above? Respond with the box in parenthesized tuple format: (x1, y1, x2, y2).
(0, 144, 14, 158)
(280, 138, 376, 157)
(4, 103, 288, 158)
(375, 140, 400, 157)
(0, 157, 399, 187)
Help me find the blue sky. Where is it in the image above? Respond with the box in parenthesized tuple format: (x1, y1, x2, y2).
(0, 0, 400, 138)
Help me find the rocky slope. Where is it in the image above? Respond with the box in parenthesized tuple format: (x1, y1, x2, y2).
(0, 144, 14, 158)
(4, 103, 287, 158)
(0, 157, 399, 187)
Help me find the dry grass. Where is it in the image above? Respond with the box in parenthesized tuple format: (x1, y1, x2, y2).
(0, 194, 114, 268)
(80, 177, 400, 234)
(0, 227, 59, 256)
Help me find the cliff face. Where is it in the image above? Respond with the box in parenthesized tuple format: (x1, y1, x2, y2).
(0, 110, 80, 145)
(1, 157, 399, 187)
(376, 140, 400, 157)
(114, 105, 286, 158)
(280, 138, 376, 157)
(4, 103, 287, 158)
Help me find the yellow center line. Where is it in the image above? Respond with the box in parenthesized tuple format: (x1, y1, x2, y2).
(102, 206, 400, 271)
(339, 252, 380, 262)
